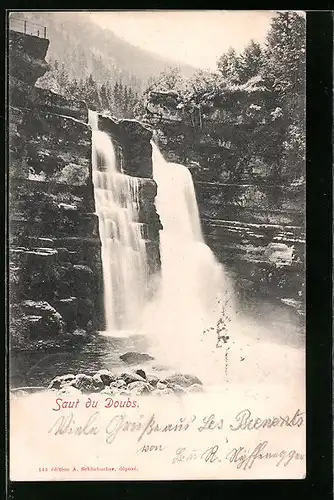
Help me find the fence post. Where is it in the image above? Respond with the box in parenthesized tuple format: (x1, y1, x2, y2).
(24, 20, 26, 34)
(44, 26, 46, 38)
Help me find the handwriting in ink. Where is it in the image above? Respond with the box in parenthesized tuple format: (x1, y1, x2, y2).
(230, 409, 304, 431)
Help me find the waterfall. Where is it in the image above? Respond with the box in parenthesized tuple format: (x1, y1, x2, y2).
(147, 141, 234, 370)
(89, 110, 149, 333)
(88, 109, 234, 374)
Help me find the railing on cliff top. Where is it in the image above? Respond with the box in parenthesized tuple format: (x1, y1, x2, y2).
(9, 18, 47, 39)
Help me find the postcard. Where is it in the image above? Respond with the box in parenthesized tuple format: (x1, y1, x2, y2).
(8, 10, 306, 481)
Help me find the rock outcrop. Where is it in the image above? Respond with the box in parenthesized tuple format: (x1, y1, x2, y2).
(8, 30, 50, 85)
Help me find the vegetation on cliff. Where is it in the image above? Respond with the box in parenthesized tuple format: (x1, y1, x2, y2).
(140, 12, 306, 186)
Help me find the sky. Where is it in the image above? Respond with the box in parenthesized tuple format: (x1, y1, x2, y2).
(88, 10, 278, 70)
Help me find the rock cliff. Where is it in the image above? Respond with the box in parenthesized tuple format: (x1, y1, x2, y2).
(144, 89, 305, 306)
(9, 30, 161, 350)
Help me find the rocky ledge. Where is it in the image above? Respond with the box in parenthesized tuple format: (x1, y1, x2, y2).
(47, 368, 203, 397)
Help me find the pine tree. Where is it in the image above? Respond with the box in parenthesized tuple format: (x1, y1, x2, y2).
(264, 12, 306, 96)
(123, 85, 129, 116)
(217, 47, 242, 84)
(238, 41, 264, 84)
(264, 12, 306, 182)
(84, 73, 100, 110)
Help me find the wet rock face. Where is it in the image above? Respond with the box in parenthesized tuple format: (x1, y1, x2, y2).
(9, 32, 105, 349)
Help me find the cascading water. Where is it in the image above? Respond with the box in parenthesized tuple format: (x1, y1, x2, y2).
(89, 110, 234, 379)
(89, 110, 149, 333)
(144, 141, 235, 374)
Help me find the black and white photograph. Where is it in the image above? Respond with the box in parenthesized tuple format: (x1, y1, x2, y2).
(8, 10, 306, 481)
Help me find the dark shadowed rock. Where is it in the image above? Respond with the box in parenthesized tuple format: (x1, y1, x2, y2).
(20, 300, 65, 336)
(135, 369, 147, 379)
(48, 373, 75, 390)
(146, 374, 159, 387)
(94, 369, 116, 386)
(55, 297, 77, 331)
(73, 374, 94, 392)
(120, 371, 147, 385)
(120, 352, 155, 365)
(163, 374, 203, 388)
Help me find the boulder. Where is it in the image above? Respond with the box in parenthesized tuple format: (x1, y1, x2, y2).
(72, 328, 87, 337)
(127, 381, 153, 395)
(94, 369, 116, 386)
(19, 314, 44, 338)
(110, 379, 127, 389)
(135, 369, 147, 379)
(20, 300, 65, 336)
(118, 390, 131, 396)
(120, 371, 146, 385)
(146, 374, 159, 387)
(48, 373, 76, 390)
(163, 374, 203, 388)
(92, 374, 104, 390)
(100, 387, 115, 396)
(120, 352, 155, 365)
(73, 374, 94, 392)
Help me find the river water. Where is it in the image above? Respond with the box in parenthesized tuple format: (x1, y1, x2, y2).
(10, 297, 304, 390)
